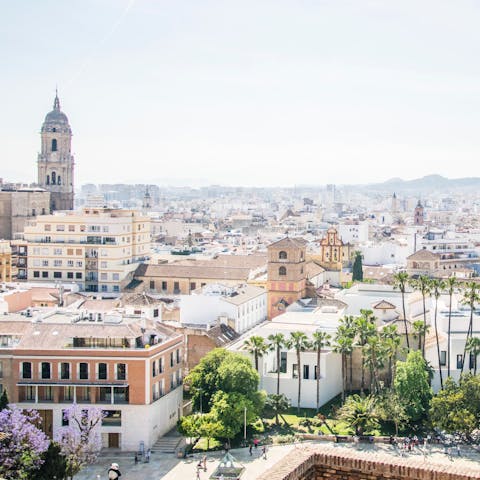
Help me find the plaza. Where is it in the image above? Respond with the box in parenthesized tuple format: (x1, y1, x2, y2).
(76, 440, 480, 480)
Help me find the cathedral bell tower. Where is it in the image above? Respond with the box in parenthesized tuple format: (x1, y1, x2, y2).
(37, 91, 75, 211)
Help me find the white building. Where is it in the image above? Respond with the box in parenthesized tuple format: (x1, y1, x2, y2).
(337, 222, 369, 244)
(18, 207, 150, 294)
(229, 308, 344, 409)
(180, 283, 267, 333)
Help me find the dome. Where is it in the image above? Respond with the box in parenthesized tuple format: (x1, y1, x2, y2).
(41, 93, 71, 131)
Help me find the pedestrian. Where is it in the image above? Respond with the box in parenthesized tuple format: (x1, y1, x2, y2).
(249, 443, 253, 456)
(134, 453, 138, 465)
(262, 445, 267, 460)
(253, 438, 259, 449)
(202, 454, 207, 471)
(224, 441, 229, 453)
(456, 444, 461, 457)
(108, 462, 121, 479)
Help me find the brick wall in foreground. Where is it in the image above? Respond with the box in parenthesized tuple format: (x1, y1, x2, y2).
(259, 445, 478, 480)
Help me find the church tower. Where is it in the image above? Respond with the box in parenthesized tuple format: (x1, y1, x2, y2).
(414, 200, 424, 226)
(37, 91, 74, 211)
(142, 186, 151, 214)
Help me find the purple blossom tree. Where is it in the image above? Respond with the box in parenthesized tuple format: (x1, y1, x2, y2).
(55, 404, 105, 480)
(0, 405, 50, 480)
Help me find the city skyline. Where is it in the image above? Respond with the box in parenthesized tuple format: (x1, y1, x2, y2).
(3, 1, 480, 187)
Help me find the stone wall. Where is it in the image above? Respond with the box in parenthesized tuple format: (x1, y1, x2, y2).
(258, 445, 478, 480)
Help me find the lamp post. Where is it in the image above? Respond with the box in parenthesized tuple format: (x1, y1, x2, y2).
(244, 406, 247, 442)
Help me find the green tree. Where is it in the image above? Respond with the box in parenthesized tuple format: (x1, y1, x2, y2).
(185, 348, 229, 413)
(264, 393, 291, 426)
(465, 337, 480, 375)
(410, 275, 431, 358)
(429, 375, 480, 439)
(197, 414, 224, 450)
(363, 333, 386, 394)
(32, 442, 68, 480)
(338, 394, 379, 436)
(288, 331, 310, 414)
(311, 330, 331, 412)
(376, 391, 409, 435)
(445, 276, 458, 377)
(394, 350, 432, 423)
(243, 335, 268, 372)
(0, 390, 9, 411)
(333, 329, 353, 402)
(412, 319, 429, 354)
(355, 309, 377, 394)
(431, 279, 445, 389)
(352, 251, 364, 282)
(380, 324, 401, 388)
(393, 271, 410, 349)
(338, 315, 356, 392)
(268, 333, 286, 395)
(461, 282, 480, 375)
(177, 414, 202, 442)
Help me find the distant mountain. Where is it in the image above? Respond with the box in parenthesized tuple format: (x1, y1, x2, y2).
(360, 175, 480, 193)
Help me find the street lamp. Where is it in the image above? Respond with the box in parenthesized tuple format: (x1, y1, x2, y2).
(244, 406, 247, 442)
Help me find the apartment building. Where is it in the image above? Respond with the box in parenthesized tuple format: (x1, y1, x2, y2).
(0, 241, 12, 282)
(17, 208, 150, 293)
(0, 309, 183, 450)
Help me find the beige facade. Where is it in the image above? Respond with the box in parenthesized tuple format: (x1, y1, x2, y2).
(0, 189, 50, 240)
(0, 241, 11, 282)
(18, 207, 150, 293)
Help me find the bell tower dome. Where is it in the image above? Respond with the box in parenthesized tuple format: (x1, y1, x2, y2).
(37, 90, 75, 211)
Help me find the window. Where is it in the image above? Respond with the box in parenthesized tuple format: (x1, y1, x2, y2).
(76, 261, 83, 267)
(153, 308, 159, 318)
(280, 352, 287, 373)
(150, 280, 155, 290)
(60, 362, 70, 380)
(159, 357, 164, 373)
(43, 386, 53, 401)
(116, 363, 126, 381)
(51, 139, 57, 151)
(112, 273, 119, 281)
(279, 251, 287, 259)
(176, 349, 180, 364)
(54, 260, 62, 267)
(101, 285, 108, 292)
(162, 281, 167, 291)
(44, 224, 51, 232)
(190, 282, 196, 291)
(152, 360, 157, 377)
(303, 364, 309, 379)
(174, 281, 180, 293)
(170, 352, 174, 367)
(41, 362, 51, 379)
(457, 354, 463, 370)
(292, 364, 298, 379)
(76, 249, 82, 255)
(67, 272, 74, 279)
(26, 386, 35, 401)
(68, 225, 75, 232)
(100, 273, 108, 281)
(33, 271, 40, 278)
(98, 363, 107, 380)
(440, 351, 447, 367)
(76, 272, 82, 279)
(113, 286, 119, 293)
(56, 225, 65, 232)
(100, 261, 107, 268)
(79, 363, 89, 380)
(42, 260, 49, 267)
(54, 272, 62, 279)
(279, 266, 287, 276)
(102, 410, 121, 427)
(42, 271, 49, 278)
(64, 386, 73, 401)
(51, 172, 56, 184)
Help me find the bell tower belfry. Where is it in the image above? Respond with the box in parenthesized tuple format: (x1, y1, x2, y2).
(37, 91, 75, 211)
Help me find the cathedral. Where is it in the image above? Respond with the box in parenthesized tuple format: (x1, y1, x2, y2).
(37, 91, 75, 211)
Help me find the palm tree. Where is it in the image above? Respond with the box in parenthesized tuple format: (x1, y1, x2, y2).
(265, 393, 291, 426)
(412, 319, 429, 353)
(363, 334, 386, 394)
(311, 330, 331, 412)
(461, 282, 480, 375)
(445, 276, 458, 377)
(410, 275, 431, 358)
(393, 271, 410, 349)
(339, 315, 356, 392)
(465, 337, 480, 375)
(380, 324, 401, 388)
(338, 394, 379, 436)
(355, 309, 377, 394)
(267, 333, 285, 395)
(243, 335, 268, 372)
(288, 331, 311, 414)
(333, 331, 353, 402)
(431, 279, 445, 389)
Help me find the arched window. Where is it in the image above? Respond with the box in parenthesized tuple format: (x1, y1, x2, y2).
(279, 266, 287, 276)
(279, 251, 287, 260)
(51, 172, 56, 184)
(46, 175, 50, 185)
(51, 139, 57, 152)
(57, 176, 61, 185)
(52, 128, 56, 132)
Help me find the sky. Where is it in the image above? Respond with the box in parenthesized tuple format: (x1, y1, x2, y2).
(2, 0, 480, 187)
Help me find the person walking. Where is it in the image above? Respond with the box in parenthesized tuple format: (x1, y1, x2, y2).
(134, 453, 138, 465)
(262, 445, 267, 460)
(253, 438, 259, 449)
(108, 463, 121, 479)
(249, 443, 253, 456)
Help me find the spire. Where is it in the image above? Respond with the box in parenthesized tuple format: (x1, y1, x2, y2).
(53, 88, 60, 111)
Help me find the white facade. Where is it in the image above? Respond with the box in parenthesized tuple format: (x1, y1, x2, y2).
(229, 310, 344, 408)
(359, 241, 410, 266)
(180, 284, 267, 333)
(337, 223, 369, 244)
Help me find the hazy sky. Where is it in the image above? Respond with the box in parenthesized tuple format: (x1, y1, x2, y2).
(2, 1, 480, 187)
